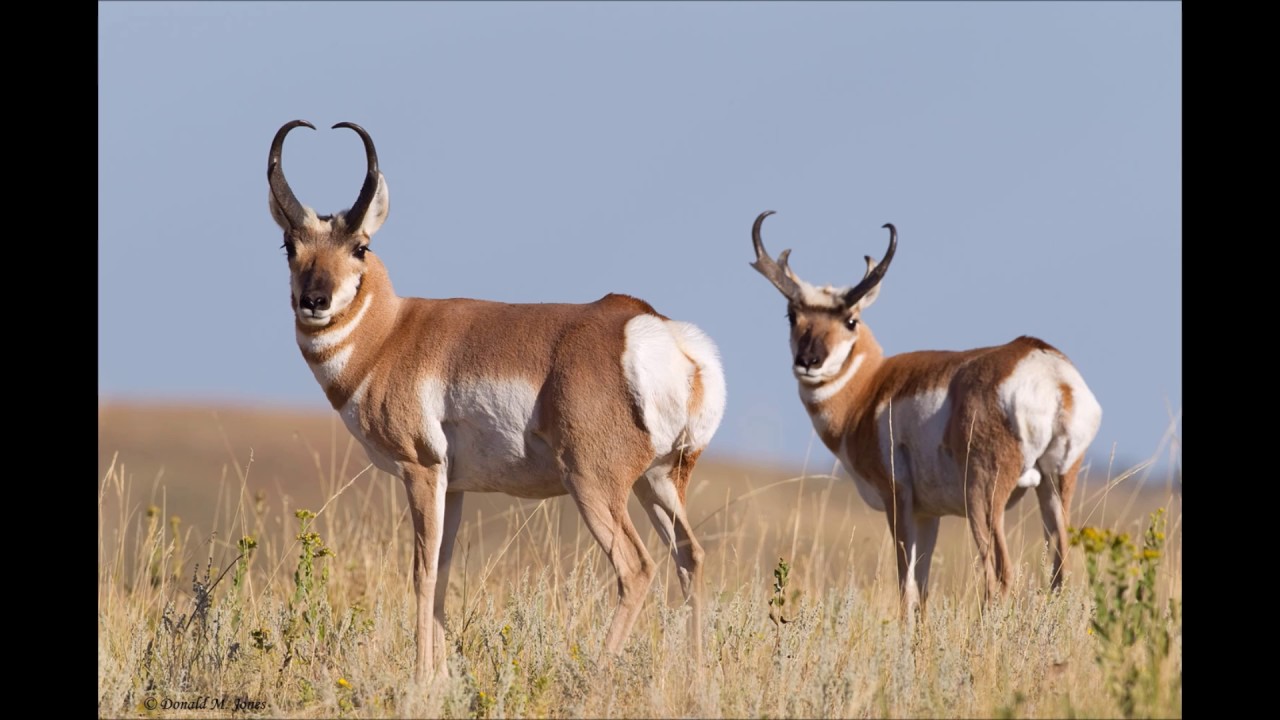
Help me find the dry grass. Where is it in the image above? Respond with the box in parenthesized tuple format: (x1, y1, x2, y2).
(97, 403, 1181, 718)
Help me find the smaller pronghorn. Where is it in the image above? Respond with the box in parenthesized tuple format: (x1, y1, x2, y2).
(267, 120, 726, 680)
(748, 211, 1101, 617)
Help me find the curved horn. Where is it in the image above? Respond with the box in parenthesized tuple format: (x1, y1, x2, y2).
(749, 210, 804, 301)
(332, 122, 381, 232)
(268, 120, 316, 229)
(843, 223, 898, 307)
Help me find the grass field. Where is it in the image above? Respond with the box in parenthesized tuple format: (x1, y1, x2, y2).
(97, 402, 1182, 718)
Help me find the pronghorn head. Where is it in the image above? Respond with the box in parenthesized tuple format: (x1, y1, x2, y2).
(267, 120, 390, 328)
(749, 211, 897, 385)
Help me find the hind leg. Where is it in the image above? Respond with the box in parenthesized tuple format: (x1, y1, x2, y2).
(1037, 456, 1081, 591)
(965, 467, 1018, 606)
(633, 450, 706, 662)
(990, 495, 1014, 597)
(566, 472, 657, 655)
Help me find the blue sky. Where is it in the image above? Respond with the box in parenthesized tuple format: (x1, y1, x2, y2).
(99, 2, 1181, 479)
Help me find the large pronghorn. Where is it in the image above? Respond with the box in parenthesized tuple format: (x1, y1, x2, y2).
(748, 211, 1101, 617)
(266, 120, 726, 680)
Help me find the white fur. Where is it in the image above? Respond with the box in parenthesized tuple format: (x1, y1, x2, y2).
(795, 337, 855, 385)
(998, 349, 1102, 479)
(666, 320, 727, 451)
(638, 462, 684, 564)
(292, 267, 363, 326)
(795, 279, 851, 309)
(875, 389, 967, 516)
(622, 315, 697, 456)
(1057, 362, 1103, 472)
(416, 376, 562, 495)
(792, 255, 883, 311)
(297, 292, 371, 352)
(354, 175, 390, 237)
(307, 345, 352, 389)
(327, 272, 363, 317)
(268, 190, 321, 231)
(800, 349, 864, 402)
(417, 376, 449, 464)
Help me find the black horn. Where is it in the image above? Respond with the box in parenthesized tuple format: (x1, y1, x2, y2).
(750, 210, 804, 302)
(268, 120, 316, 229)
(333, 122, 381, 232)
(843, 223, 897, 307)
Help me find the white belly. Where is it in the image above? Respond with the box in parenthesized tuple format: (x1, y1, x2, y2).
(873, 390, 968, 517)
(420, 377, 564, 496)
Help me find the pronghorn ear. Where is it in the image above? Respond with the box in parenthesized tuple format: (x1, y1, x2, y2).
(855, 255, 883, 310)
(268, 190, 316, 232)
(355, 174, 390, 237)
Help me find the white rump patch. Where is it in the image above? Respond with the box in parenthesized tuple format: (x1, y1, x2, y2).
(667, 319, 727, 451)
(998, 349, 1102, 479)
(623, 315, 725, 456)
(624, 315, 692, 455)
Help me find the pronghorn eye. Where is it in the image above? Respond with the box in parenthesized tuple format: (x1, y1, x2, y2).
(281, 241, 296, 259)
(845, 317, 859, 331)
(787, 310, 797, 326)
(353, 244, 369, 260)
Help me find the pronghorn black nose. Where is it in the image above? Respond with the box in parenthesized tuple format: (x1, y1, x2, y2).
(795, 351, 823, 370)
(300, 292, 330, 311)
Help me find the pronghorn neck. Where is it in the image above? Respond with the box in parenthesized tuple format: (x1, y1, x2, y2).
(798, 326, 885, 452)
(295, 254, 402, 408)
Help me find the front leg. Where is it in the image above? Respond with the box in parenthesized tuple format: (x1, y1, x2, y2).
(912, 515, 941, 619)
(433, 491, 465, 672)
(402, 463, 448, 682)
(883, 484, 919, 622)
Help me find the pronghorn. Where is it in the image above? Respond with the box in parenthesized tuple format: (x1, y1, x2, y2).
(747, 211, 1101, 617)
(266, 120, 726, 680)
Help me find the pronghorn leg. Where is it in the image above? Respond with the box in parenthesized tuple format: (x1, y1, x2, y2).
(912, 515, 941, 619)
(402, 464, 448, 681)
(884, 486, 920, 622)
(431, 491, 465, 671)
(966, 490, 999, 606)
(634, 459, 706, 663)
(566, 474, 657, 655)
(1006, 485, 1029, 509)
(990, 492, 1015, 598)
(1037, 457, 1081, 591)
